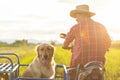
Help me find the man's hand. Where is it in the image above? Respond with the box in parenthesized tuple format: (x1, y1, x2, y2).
(62, 46, 72, 50)
(60, 33, 66, 39)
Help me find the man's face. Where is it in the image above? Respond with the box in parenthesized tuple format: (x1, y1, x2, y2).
(76, 14, 83, 22)
(76, 13, 89, 23)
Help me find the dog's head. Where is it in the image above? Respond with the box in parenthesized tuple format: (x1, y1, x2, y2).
(36, 43, 55, 65)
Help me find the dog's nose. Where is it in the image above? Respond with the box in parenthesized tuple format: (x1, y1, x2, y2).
(44, 55, 48, 59)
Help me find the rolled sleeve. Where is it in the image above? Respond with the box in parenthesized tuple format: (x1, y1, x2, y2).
(63, 26, 75, 48)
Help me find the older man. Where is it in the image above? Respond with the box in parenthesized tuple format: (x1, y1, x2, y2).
(62, 4, 111, 80)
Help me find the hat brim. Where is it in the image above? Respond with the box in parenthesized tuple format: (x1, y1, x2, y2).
(70, 10, 95, 18)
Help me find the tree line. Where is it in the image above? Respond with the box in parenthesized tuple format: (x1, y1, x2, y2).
(0, 39, 120, 48)
(0, 39, 58, 47)
(0, 39, 35, 47)
(111, 40, 120, 48)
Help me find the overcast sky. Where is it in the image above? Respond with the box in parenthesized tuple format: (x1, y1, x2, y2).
(0, 0, 120, 42)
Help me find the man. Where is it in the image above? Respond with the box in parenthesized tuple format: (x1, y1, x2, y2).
(62, 4, 111, 80)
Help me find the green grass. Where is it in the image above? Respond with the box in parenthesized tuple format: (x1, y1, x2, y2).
(105, 48, 120, 80)
(54, 46, 71, 66)
(0, 45, 120, 80)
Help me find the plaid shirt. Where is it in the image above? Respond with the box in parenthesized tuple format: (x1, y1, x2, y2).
(63, 18, 111, 67)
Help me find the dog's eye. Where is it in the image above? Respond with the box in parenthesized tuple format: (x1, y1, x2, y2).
(47, 47, 51, 50)
(40, 48, 44, 51)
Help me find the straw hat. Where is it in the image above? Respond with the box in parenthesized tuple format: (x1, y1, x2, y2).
(70, 4, 95, 18)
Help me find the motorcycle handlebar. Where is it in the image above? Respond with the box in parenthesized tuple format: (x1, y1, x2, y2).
(62, 46, 72, 50)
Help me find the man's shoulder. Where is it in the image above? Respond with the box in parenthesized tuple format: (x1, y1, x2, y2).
(73, 24, 79, 27)
(71, 24, 79, 29)
(94, 21, 106, 29)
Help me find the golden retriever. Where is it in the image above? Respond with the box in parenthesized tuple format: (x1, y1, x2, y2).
(22, 43, 56, 79)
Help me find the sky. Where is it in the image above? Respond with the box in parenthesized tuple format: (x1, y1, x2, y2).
(0, 0, 120, 43)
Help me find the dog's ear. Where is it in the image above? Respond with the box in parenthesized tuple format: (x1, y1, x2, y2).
(35, 45, 40, 56)
(50, 44, 55, 53)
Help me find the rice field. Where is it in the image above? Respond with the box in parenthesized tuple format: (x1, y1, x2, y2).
(0, 45, 120, 80)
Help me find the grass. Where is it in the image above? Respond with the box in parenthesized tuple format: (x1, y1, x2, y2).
(0, 45, 120, 80)
(105, 48, 120, 80)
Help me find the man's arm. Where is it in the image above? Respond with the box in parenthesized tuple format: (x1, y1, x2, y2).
(62, 26, 75, 49)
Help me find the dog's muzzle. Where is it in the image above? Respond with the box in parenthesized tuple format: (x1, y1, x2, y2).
(44, 55, 48, 60)
(41, 54, 52, 65)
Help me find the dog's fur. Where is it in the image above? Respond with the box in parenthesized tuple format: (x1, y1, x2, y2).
(0, 73, 9, 80)
(22, 43, 56, 79)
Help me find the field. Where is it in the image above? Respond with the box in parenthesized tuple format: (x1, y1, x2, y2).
(0, 45, 120, 80)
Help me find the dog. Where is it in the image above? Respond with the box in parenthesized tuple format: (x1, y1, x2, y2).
(22, 43, 56, 79)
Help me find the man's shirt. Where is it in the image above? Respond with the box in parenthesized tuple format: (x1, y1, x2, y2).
(63, 18, 111, 66)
